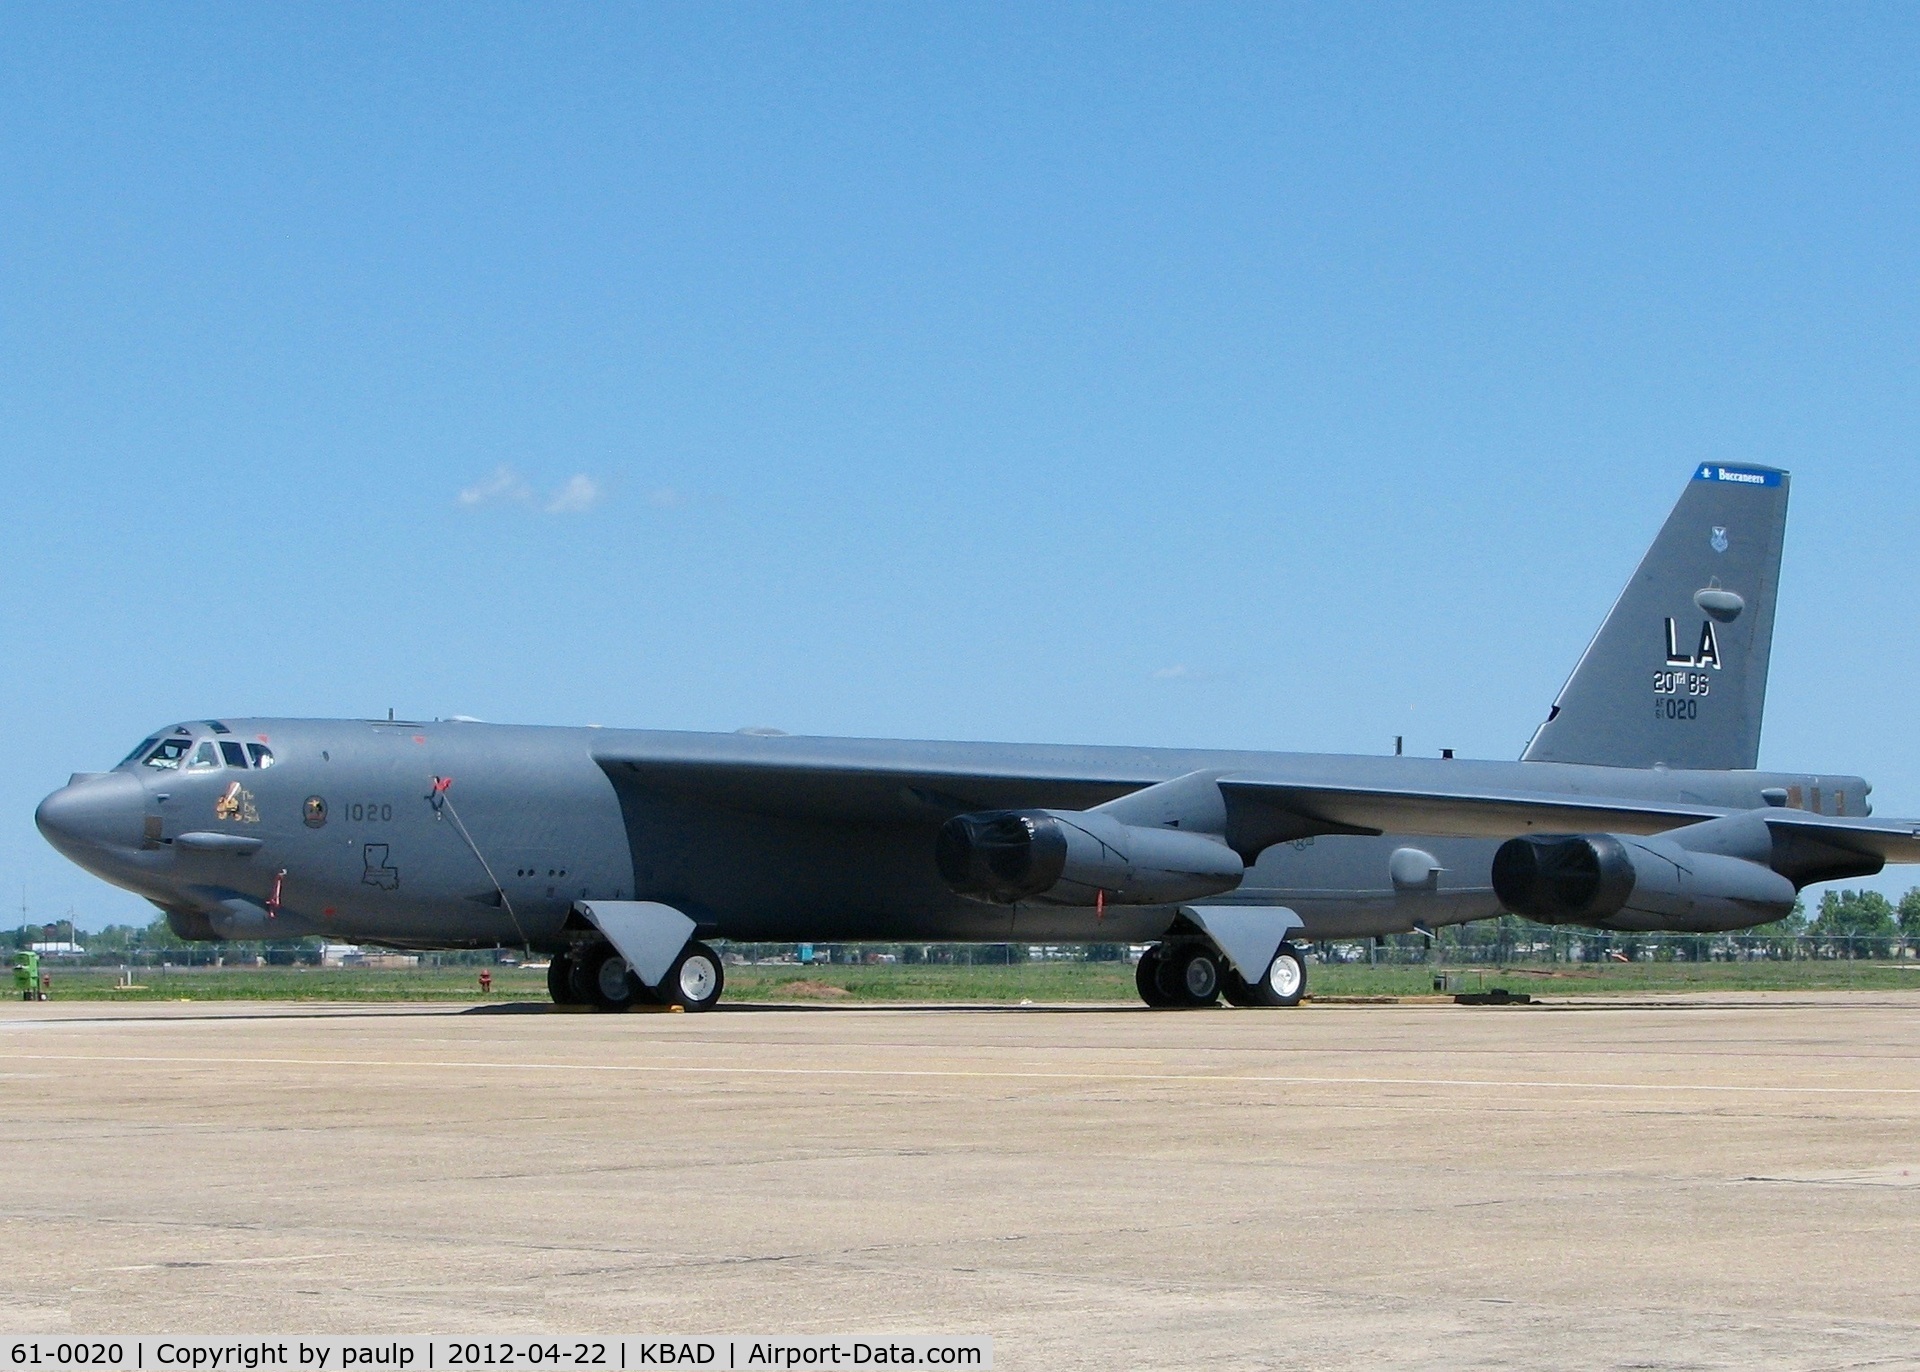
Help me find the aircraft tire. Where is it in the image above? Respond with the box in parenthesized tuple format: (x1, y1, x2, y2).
(1227, 942, 1308, 1007)
(655, 940, 725, 1012)
(1135, 946, 1176, 1007)
(547, 952, 584, 1006)
(1154, 942, 1223, 1008)
(579, 942, 649, 1013)
(1265, 942, 1308, 1006)
(1219, 964, 1259, 1007)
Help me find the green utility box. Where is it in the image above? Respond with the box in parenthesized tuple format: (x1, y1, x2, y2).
(13, 950, 43, 1001)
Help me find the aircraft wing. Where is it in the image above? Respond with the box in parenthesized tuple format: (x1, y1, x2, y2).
(1753, 812, 1920, 864)
(597, 751, 1143, 825)
(595, 744, 1738, 856)
(1212, 778, 1728, 856)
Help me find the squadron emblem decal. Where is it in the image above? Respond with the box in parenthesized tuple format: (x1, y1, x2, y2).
(214, 782, 259, 824)
(1710, 526, 1729, 553)
(303, 795, 328, 828)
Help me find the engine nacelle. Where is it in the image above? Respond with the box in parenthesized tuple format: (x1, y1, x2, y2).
(164, 906, 222, 942)
(1491, 832, 1797, 933)
(936, 809, 1244, 906)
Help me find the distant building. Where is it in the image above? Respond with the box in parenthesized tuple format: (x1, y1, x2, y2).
(29, 941, 86, 957)
(318, 942, 417, 969)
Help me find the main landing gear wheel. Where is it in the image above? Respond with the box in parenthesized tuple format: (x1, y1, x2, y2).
(577, 941, 653, 1013)
(655, 940, 725, 1012)
(1140, 942, 1222, 1008)
(548, 952, 586, 1006)
(1223, 942, 1308, 1007)
(1135, 946, 1176, 1007)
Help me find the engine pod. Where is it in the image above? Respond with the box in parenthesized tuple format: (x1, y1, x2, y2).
(935, 811, 1069, 903)
(937, 808, 1244, 906)
(1492, 832, 1797, 932)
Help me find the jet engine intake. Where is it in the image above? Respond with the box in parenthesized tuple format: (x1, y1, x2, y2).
(936, 809, 1244, 906)
(163, 907, 222, 942)
(1492, 832, 1797, 933)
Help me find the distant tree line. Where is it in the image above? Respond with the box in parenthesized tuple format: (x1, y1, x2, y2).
(14, 889, 1920, 965)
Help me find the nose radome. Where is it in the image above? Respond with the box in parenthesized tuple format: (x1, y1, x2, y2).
(35, 770, 147, 859)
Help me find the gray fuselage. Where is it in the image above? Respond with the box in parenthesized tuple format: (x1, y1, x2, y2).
(36, 718, 1869, 951)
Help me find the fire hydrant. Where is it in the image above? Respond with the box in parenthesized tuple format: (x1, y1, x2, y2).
(478, 970, 493, 994)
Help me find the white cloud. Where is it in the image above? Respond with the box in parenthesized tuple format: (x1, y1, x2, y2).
(546, 474, 603, 514)
(458, 466, 605, 515)
(458, 465, 532, 507)
(1152, 664, 1193, 679)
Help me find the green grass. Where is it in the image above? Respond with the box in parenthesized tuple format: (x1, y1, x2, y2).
(18, 957, 1920, 1004)
(24, 966, 554, 1002)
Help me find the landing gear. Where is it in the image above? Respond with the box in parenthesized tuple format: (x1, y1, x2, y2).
(557, 937, 724, 1013)
(574, 941, 655, 1013)
(1136, 942, 1224, 1008)
(1137, 939, 1307, 1008)
(1221, 941, 1308, 1007)
(548, 951, 586, 1006)
(654, 940, 725, 1012)
(1135, 945, 1175, 1007)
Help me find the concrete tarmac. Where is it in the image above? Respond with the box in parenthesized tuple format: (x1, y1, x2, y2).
(3, 993, 1918, 1370)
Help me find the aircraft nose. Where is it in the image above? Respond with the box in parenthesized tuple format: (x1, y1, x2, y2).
(36, 771, 147, 861)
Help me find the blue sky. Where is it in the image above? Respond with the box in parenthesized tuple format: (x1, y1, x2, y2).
(5, 4, 1918, 931)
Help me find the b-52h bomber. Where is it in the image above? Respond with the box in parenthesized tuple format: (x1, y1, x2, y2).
(37, 465, 1920, 1012)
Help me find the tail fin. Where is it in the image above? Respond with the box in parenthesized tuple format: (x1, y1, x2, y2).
(1522, 464, 1789, 770)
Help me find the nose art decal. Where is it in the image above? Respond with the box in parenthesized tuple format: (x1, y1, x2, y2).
(304, 795, 329, 828)
(215, 782, 259, 823)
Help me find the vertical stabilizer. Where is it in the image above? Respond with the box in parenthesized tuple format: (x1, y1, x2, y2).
(1522, 464, 1788, 770)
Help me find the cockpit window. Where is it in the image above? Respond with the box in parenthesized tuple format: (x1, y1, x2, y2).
(121, 737, 160, 767)
(144, 738, 191, 770)
(247, 743, 274, 768)
(220, 740, 248, 768)
(187, 741, 220, 769)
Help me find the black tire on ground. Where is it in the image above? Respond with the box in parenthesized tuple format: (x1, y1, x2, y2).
(547, 952, 582, 1005)
(578, 941, 648, 1012)
(1219, 963, 1258, 1007)
(1135, 945, 1176, 1008)
(567, 945, 602, 1004)
(1232, 942, 1308, 1007)
(654, 940, 725, 1012)
(1154, 943, 1223, 1008)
